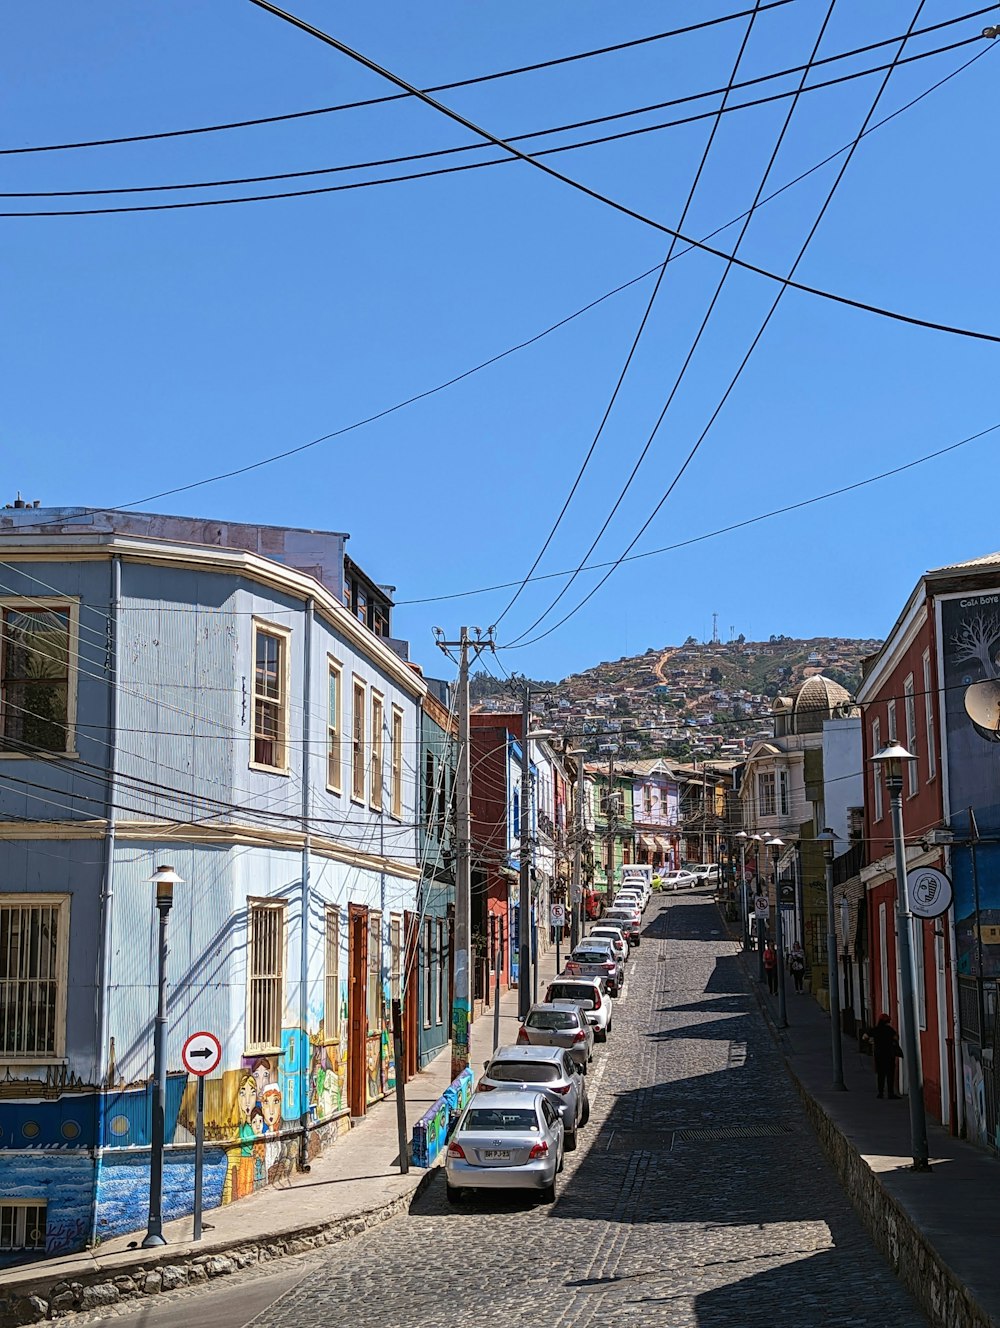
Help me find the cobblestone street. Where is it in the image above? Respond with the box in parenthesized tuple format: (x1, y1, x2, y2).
(240, 892, 926, 1328)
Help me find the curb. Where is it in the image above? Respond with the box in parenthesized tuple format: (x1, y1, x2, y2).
(0, 1167, 439, 1326)
(734, 937, 995, 1328)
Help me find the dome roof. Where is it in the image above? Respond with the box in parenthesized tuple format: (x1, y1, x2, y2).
(789, 675, 855, 733)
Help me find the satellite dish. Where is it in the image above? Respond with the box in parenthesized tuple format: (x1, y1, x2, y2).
(963, 680, 1000, 742)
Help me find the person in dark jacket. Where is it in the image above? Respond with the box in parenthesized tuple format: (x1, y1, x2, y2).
(763, 942, 778, 995)
(870, 1013, 901, 1099)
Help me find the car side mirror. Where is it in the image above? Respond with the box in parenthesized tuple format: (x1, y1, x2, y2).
(484, 1062, 491, 1072)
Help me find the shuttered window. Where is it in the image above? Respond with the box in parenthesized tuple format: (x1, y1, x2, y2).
(248, 902, 285, 1051)
(0, 897, 67, 1058)
(324, 909, 340, 1043)
(0, 1201, 46, 1253)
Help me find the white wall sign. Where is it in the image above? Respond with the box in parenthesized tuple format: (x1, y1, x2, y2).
(906, 867, 953, 920)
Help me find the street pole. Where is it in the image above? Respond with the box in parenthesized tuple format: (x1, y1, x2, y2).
(886, 765, 931, 1171)
(570, 752, 585, 950)
(519, 685, 533, 1019)
(435, 626, 494, 1079)
(821, 834, 847, 1091)
(753, 837, 765, 981)
(605, 749, 616, 905)
(143, 866, 180, 1249)
(771, 839, 788, 1029)
(391, 999, 409, 1174)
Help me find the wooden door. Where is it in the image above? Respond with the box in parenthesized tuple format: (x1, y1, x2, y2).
(348, 904, 368, 1118)
(404, 909, 419, 1080)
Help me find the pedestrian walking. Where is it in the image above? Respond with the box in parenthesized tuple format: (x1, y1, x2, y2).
(763, 941, 778, 995)
(789, 941, 806, 993)
(867, 1013, 901, 1099)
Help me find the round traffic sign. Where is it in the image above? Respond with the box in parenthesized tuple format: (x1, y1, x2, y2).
(182, 1030, 222, 1077)
(906, 867, 953, 920)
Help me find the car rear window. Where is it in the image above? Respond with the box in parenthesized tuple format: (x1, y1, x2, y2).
(607, 912, 634, 923)
(465, 1108, 539, 1131)
(526, 1010, 577, 1030)
(591, 930, 621, 942)
(547, 983, 593, 1002)
(573, 951, 609, 963)
(488, 1061, 559, 1083)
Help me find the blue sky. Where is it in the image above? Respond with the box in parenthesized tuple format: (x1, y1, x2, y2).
(3, 1, 998, 683)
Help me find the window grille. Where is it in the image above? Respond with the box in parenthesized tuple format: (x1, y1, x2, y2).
(1, 607, 70, 753)
(248, 903, 285, 1050)
(0, 900, 64, 1058)
(324, 909, 340, 1042)
(0, 1201, 46, 1253)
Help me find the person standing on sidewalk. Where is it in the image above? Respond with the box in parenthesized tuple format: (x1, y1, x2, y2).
(763, 941, 778, 995)
(789, 941, 806, 993)
(869, 1013, 901, 1099)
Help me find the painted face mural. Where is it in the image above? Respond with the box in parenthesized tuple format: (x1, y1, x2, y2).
(261, 1085, 281, 1132)
(250, 1107, 266, 1138)
(237, 1074, 257, 1124)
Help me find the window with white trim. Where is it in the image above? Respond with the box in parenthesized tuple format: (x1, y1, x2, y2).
(923, 649, 937, 780)
(391, 706, 404, 818)
(423, 918, 433, 1028)
(904, 675, 918, 796)
(886, 698, 897, 744)
(370, 691, 384, 811)
(327, 659, 342, 793)
(872, 719, 883, 821)
(247, 902, 286, 1052)
(757, 771, 776, 818)
(367, 911, 382, 1034)
(0, 603, 74, 754)
(352, 677, 366, 802)
(778, 770, 789, 818)
(390, 914, 402, 1005)
(323, 908, 340, 1043)
(252, 622, 289, 770)
(0, 896, 69, 1059)
(0, 1200, 46, 1253)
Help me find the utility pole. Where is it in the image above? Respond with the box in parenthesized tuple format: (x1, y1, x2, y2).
(435, 626, 494, 1080)
(519, 686, 533, 1019)
(570, 750, 586, 950)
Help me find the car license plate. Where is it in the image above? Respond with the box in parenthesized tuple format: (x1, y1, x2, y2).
(482, 1149, 511, 1161)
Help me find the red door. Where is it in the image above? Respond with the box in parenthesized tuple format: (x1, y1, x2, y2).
(348, 904, 368, 1117)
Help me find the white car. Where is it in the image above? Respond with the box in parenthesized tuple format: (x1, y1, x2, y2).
(588, 924, 629, 969)
(544, 975, 613, 1040)
(614, 888, 646, 913)
(660, 869, 697, 891)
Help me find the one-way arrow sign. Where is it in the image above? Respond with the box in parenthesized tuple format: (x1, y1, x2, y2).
(182, 1031, 223, 1077)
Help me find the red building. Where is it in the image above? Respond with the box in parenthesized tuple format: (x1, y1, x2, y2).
(470, 715, 520, 1005)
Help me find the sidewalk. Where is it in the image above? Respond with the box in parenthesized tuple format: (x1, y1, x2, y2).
(748, 950, 1000, 1328)
(0, 948, 563, 1324)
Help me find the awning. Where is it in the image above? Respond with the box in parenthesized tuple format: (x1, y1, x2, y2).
(654, 836, 671, 854)
(639, 835, 654, 852)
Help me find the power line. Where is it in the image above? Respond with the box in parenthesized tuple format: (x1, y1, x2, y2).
(3, 24, 985, 199)
(0, 1, 801, 157)
(243, 0, 1000, 346)
(490, 0, 772, 631)
(502, 0, 934, 651)
(502, 0, 841, 647)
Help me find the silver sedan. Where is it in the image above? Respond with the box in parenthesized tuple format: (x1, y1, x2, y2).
(445, 1090, 564, 1203)
(517, 1001, 595, 1068)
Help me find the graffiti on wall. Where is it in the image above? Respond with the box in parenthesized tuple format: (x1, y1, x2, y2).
(411, 1068, 474, 1167)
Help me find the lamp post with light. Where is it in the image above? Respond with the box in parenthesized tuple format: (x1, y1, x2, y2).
(735, 831, 750, 950)
(817, 828, 847, 1091)
(770, 838, 788, 1027)
(872, 742, 930, 1171)
(568, 747, 587, 951)
(143, 864, 182, 1248)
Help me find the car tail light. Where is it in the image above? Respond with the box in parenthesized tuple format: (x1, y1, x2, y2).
(448, 1142, 466, 1160)
(516, 1027, 529, 1044)
(592, 996, 601, 1008)
(604, 962, 615, 973)
(573, 1029, 586, 1043)
(549, 1083, 571, 1095)
(476, 1081, 494, 1091)
(528, 1141, 549, 1160)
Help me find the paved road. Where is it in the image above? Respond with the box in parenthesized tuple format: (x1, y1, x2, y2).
(93, 893, 927, 1327)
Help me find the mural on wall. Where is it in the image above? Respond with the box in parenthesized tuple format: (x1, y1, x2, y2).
(940, 591, 1000, 978)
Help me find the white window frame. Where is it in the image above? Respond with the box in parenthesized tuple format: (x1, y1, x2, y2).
(351, 676, 366, 804)
(923, 649, 937, 781)
(872, 719, 883, 821)
(0, 1199, 47, 1253)
(367, 910, 383, 1034)
(423, 918, 433, 1029)
(886, 698, 897, 744)
(778, 769, 789, 818)
(390, 914, 402, 1005)
(757, 771, 776, 818)
(391, 705, 404, 820)
(326, 657, 343, 794)
(904, 674, 918, 797)
(0, 894, 70, 1061)
(370, 690, 385, 812)
(246, 900, 286, 1054)
(323, 907, 340, 1044)
(0, 598, 80, 759)
(250, 619, 291, 774)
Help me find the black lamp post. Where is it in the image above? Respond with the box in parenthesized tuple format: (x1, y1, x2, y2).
(143, 864, 182, 1248)
(735, 830, 749, 950)
(818, 828, 847, 1091)
(770, 837, 788, 1028)
(750, 832, 765, 978)
(872, 742, 930, 1172)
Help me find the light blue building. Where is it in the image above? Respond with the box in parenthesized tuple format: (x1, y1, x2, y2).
(0, 508, 426, 1259)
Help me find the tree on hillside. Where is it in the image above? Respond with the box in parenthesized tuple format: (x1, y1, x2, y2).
(709, 666, 723, 683)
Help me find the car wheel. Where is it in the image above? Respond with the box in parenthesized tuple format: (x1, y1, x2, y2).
(595, 1026, 608, 1043)
(565, 1127, 577, 1152)
(607, 1019, 613, 1035)
(540, 1179, 557, 1204)
(446, 1185, 463, 1205)
(580, 1095, 590, 1127)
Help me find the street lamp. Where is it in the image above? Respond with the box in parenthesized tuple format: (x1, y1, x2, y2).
(871, 741, 930, 1171)
(519, 727, 556, 1018)
(817, 828, 847, 1091)
(735, 830, 750, 951)
(750, 832, 766, 978)
(567, 748, 587, 950)
(770, 838, 788, 1027)
(143, 864, 182, 1248)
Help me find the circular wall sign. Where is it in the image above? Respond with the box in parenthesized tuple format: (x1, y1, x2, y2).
(906, 867, 953, 919)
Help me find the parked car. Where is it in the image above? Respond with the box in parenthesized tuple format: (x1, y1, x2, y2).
(518, 1001, 594, 1068)
(605, 905, 642, 946)
(688, 863, 721, 885)
(544, 975, 613, 1040)
(445, 1090, 564, 1203)
(618, 874, 652, 908)
(477, 1045, 589, 1148)
(565, 942, 621, 996)
(660, 869, 697, 891)
(588, 924, 629, 971)
(613, 888, 646, 914)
